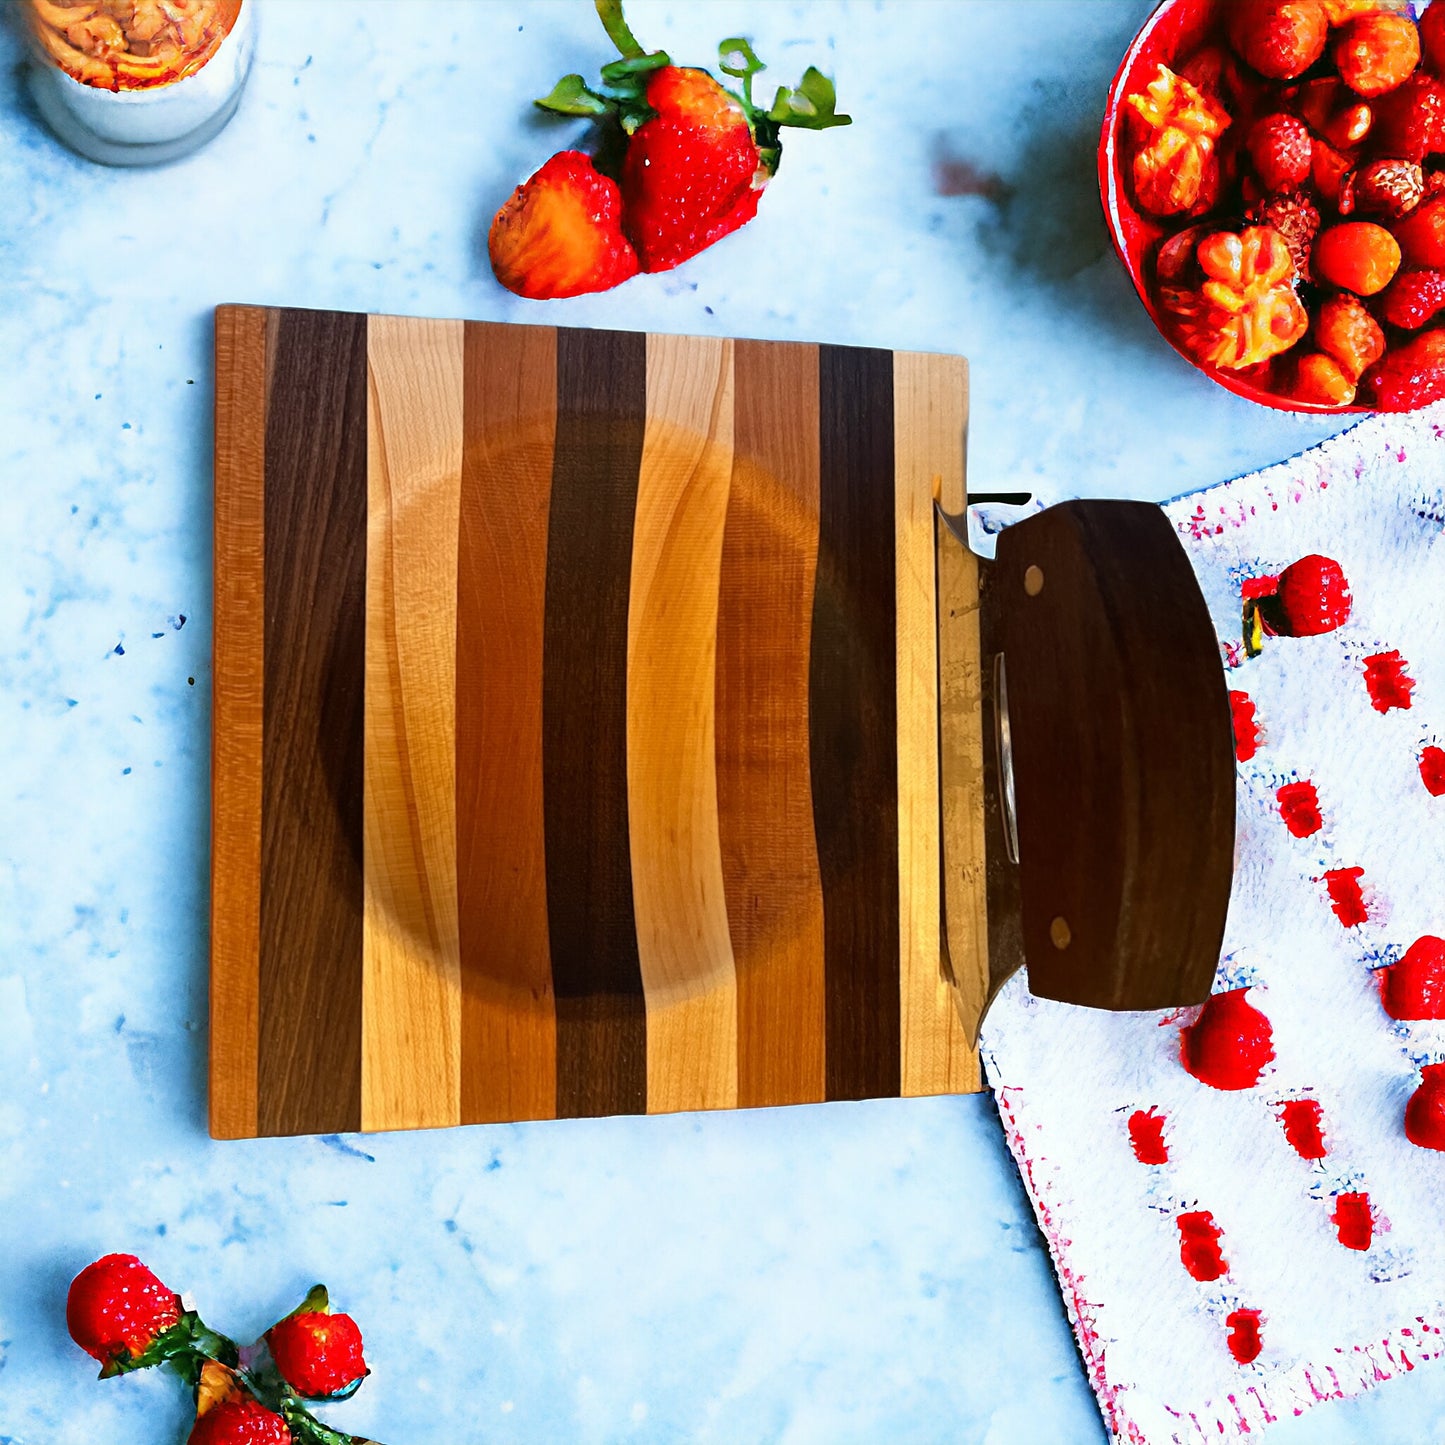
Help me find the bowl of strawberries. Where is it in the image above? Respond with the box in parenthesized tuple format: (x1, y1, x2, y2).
(1101, 0, 1445, 412)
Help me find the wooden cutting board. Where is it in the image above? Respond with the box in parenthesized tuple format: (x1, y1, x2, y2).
(210, 306, 985, 1139)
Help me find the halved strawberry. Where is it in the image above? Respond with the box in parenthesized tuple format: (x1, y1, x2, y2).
(488, 151, 639, 300)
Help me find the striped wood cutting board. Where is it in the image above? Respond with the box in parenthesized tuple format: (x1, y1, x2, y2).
(210, 307, 986, 1138)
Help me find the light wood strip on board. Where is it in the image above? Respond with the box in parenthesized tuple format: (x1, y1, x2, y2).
(629, 334, 739, 1114)
(361, 315, 464, 1132)
(210, 304, 268, 1140)
(456, 321, 558, 1124)
(719, 340, 826, 1109)
(894, 351, 981, 1095)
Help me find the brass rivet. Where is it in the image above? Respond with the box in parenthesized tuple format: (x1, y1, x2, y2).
(1024, 565, 1044, 597)
(1050, 916, 1072, 950)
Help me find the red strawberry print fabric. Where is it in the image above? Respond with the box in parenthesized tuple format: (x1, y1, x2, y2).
(981, 403, 1445, 1445)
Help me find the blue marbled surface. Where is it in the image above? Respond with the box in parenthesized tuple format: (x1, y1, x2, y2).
(2, 2, 1444, 1441)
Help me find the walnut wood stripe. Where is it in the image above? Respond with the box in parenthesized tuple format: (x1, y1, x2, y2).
(893, 352, 980, 1095)
(544, 328, 648, 1117)
(456, 322, 558, 1125)
(628, 334, 738, 1114)
(813, 345, 901, 1101)
(361, 316, 464, 1133)
(258, 308, 368, 1137)
(719, 340, 826, 1109)
(210, 304, 269, 1140)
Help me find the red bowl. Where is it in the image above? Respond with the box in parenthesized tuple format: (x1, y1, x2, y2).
(1098, 0, 1372, 414)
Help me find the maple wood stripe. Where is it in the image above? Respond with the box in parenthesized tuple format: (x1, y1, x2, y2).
(813, 344, 902, 1101)
(893, 351, 980, 1096)
(544, 327, 648, 1118)
(361, 316, 464, 1133)
(719, 340, 826, 1109)
(456, 321, 558, 1125)
(258, 308, 368, 1137)
(210, 305, 269, 1140)
(629, 334, 738, 1114)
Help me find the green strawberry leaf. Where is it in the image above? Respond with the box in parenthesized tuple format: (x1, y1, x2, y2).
(766, 66, 852, 130)
(98, 1311, 239, 1382)
(285, 1284, 331, 1319)
(718, 36, 766, 109)
(534, 73, 613, 118)
(599, 52, 670, 86)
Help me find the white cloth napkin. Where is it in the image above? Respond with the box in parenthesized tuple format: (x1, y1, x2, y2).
(980, 402, 1445, 1444)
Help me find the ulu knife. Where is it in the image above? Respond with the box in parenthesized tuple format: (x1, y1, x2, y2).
(936, 462, 1236, 1043)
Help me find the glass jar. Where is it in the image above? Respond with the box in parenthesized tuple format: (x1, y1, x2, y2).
(24, 0, 256, 166)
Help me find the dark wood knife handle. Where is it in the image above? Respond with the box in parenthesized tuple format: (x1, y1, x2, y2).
(990, 499, 1234, 1011)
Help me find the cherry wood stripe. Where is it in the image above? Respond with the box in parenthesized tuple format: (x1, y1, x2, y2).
(258, 308, 368, 1137)
(456, 322, 558, 1124)
(628, 334, 738, 1113)
(893, 351, 980, 1095)
(544, 328, 648, 1117)
(360, 316, 464, 1133)
(813, 345, 901, 1101)
(210, 305, 269, 1140)
(719, 340, 826, 1109)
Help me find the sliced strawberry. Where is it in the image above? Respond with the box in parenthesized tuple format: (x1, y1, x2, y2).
(489, 151, 639, 299)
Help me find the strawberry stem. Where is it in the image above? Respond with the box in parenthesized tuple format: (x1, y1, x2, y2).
(595, 0, 646, 60)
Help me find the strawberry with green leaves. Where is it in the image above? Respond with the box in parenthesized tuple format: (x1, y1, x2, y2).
(492, 0, 849, 295)
(266, 1286, 368, 1402)
(66, 1257, 380, 1445)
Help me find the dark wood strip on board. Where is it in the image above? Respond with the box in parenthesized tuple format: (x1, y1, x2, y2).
(718, 340, 827, 1108)
(210, 304, 269, 1140)
(258, 308, 369, 1137)
(456, 321, 559, 1124)
(543, 327, 648, 1118)
(812, 345, 902, 1101)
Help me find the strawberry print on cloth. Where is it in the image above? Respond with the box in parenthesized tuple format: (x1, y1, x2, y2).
(980, 403, 1445, 1445)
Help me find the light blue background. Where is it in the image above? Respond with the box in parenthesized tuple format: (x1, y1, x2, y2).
(2, 2, 1442, 1441)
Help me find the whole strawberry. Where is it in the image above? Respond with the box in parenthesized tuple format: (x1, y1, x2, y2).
(1380, 936, 1445, 1020)
(1266, 553, 1353, 636)
(66, 1253, 182, 1374)
(488, 151, 638, 299)
(1247, 112, 1312, 193)
(267, 1287, 368, 1400)
(190, 1395, 292, 1445)
(1180, 988, 1275, 1091)
(1406, 1063, 1445, 1151)
(622, 65, 762, 272)
(1364, 328, 1445, 409)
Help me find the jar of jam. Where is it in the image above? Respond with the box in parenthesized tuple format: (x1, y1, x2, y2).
(24, 0, 256, 165)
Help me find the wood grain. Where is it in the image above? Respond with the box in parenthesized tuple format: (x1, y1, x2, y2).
(210, 304, 269, 1140)
(213, 313, 989, 1134)
(456, 322, 558, 1125)
(813, 345, 902, 1101)
(258, 308, 368, 1137)
(994, 500, 1233, 1012)
(361, 316, 464, 1133)
(544, 327, 649, 1118)
(893, 352, 980, 1094)
(628, 334, 738, 1114)
(718, 340, 826, 1109)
